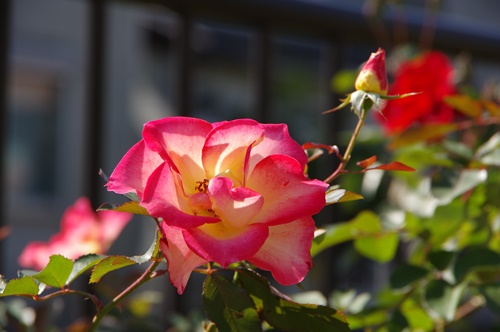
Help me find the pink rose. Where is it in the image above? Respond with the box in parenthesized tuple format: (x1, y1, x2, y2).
(107, 117, 327, 294)
(18, 197, 131, 270)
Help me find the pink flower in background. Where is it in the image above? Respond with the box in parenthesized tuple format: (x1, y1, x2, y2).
(107, 117, 327, 294)
(18, 197, 131, 270)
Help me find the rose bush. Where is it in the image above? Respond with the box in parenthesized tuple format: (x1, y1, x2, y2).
(377, 51, 456, 134)
(19, 197, 131, 270)
(106, 117, 327, 294)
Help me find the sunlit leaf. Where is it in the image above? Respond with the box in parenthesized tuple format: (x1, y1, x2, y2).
(400, 298, 435, 331)
(291, 291, 327, 306)
(129, 230, 161, 264)
(482, 100, 500, 117)
(366, 161, 415, 172)
(202, 272, 261, 332)
(331, 69, 357, 94)
(442, 140, 474, 160)
(476, 132, 500, 166)
(237, 269, 350, 332)
(0, 277, 39, 297)
(311, 210, 381, 257)
(32, 255, 73, 288)
(311, 223, 355, 258)
(302, 142, 339, 155)
(354, 232, 399, 263)
(389, 124, 458, 150)
(325, 187, 363, 205)
(89, 256, 135, 283)
(444, 95, 482, 118)
(389, 264, 429, 289)
(324, 94, 352, 114)
(424, 280, 465, 321)
(329, 289, 370, 314)
(435, 169, 487, 205)
(357, 155, 377, 168)
(98, 201, 149, 216)
(66, 254, 104, 285)
(380, 92, 421, 100)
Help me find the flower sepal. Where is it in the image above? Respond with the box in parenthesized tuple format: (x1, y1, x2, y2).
(324, 90, 420, 119)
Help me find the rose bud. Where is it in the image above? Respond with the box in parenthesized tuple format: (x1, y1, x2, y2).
(354, 48, 388, 95)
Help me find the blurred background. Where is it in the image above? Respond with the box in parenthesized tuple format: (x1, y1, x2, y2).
(1, 0, 500, 330)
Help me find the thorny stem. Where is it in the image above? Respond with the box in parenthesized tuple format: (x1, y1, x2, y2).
(324, 108, 367, 183)
(89, 259, 162, 332)
(32, 289, 104, 312)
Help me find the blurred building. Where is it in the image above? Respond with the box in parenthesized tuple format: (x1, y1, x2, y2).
(1, 0, 500, 329)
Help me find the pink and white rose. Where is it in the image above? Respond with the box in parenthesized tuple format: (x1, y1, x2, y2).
(19, 197, 131, 270)
(107, 117, 327, 294)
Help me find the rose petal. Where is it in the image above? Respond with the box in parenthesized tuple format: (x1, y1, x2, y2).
(202, 119, 264, 183)
(142, 162, 220, 228)
(159, 223, 208, 294)
(107, 140, 163, 199)
(246, 154, 327, 226)
(248, 123, 309, 175)
(183, 223, 269, 267)
(248, 217, 315, 285)
(143, 117, 213, 195)
(208, 177, 264, 228)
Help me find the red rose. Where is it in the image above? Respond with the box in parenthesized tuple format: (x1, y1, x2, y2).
(377, 51, 456, 134)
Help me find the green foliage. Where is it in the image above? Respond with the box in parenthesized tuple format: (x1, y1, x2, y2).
(236, 269, 350, 332)
(312, 210, 398, 262)
(389, 264, 430, 289)
(32, 255, 73, 288)
(202, 272, 261, 332)
(0, 232, 159, 299)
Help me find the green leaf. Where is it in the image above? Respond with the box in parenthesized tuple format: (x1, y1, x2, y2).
(129, 230, 161, 264)
(90, 256, 135, 283)
(329, 289, 370, 314)
(476, 132, 500, 166)
(90, 231, 159, 283)
(324, 94, 352, 114)
(311, 224, 355, 257)
(311, 210, 382, 258)
(480, 283, 500, 313)
(424, 280, 465, 321)
(442, 140, 474, 160)
(434, 169, 488, 205)
(202, 272, 261, 332)
(331, 69, 357, 94)
(453, 248, 500, 282)
(386, 310, 409, 332)
(443, 95, 482, 118)
(428, 250, 455, 271)
(66, 254, 104, 285)
(98, 201, 149, 216)
(400, 297, 435, 331)
(237, 269, 350, 332)
(389, 264, 430, 289)
(32, 255, 73, 288)
(389, 124, 458, 150)
(325, 187, 363, 205)
(0, 277, 39, 297)
(354, 232, 399, 263)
